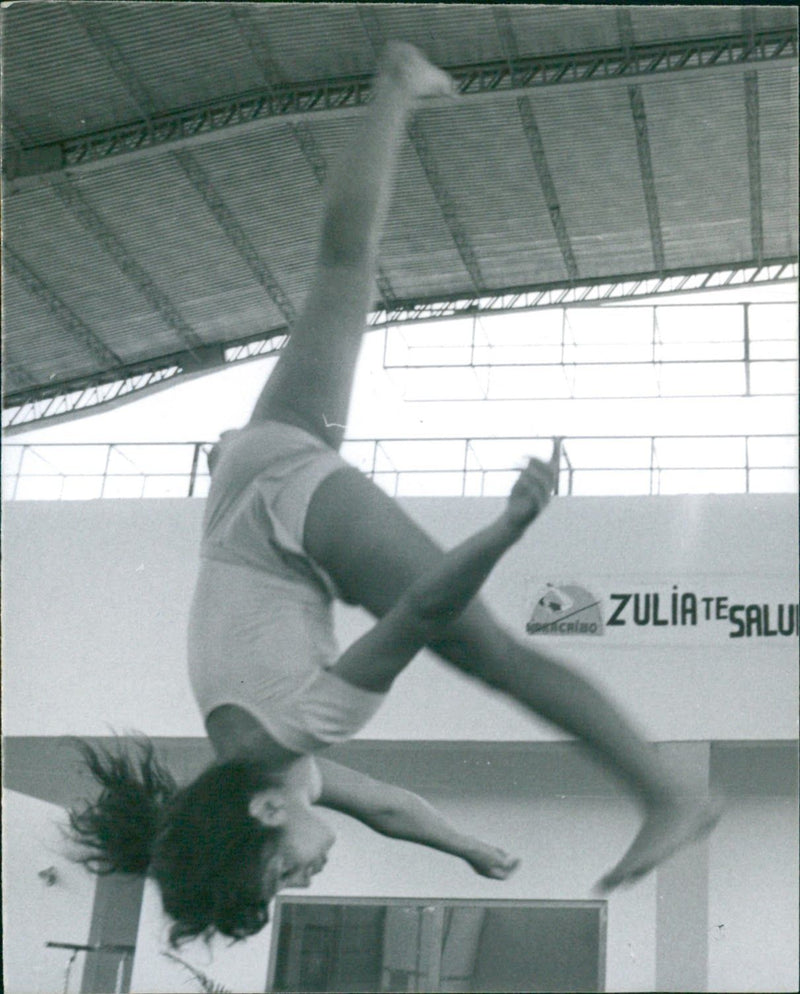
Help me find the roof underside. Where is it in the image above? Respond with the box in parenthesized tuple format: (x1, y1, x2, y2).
(2, 2, 797, 418)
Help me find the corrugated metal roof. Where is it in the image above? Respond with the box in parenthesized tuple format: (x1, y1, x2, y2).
(759, 65, 800, 259)
(89, 3, 268, 114)
(1, 4, 141, 142)
(646, 69, 753, 268)
(1, 2, 797, 410)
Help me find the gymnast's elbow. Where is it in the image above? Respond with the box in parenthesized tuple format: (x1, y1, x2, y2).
(402, 587, 464, 633)
(367, 787, 422, 834)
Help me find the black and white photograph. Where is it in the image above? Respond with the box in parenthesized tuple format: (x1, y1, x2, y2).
(2, 3, 798, 992)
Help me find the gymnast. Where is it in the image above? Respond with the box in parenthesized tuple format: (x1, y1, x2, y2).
(70, 43, 720, 945)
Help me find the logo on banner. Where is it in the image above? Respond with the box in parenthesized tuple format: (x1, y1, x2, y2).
(526, 583, 604, 636)
(525, 581, 798, 639)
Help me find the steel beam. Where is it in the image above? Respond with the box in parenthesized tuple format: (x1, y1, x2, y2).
(742, 8, 759, 53)
(456, 30, 798, 88)
(228, 5, 286, 90)
(3, 367, 182, 432)
(57, 77, 371, 171)
(369, 257, 798, 327)
(492, 7, 520, 69)
(744, 71, 764, 263)
(357, 6, 386, 59)
(284, 119, 397, 304)
(224, 333, 290, 365)
(68, 3, 157, 122)
(288, 120, 328, 185)
(374, 267, 398, 307)
(2, 336, 288, 432)
(171, 149, 297, 324)
(9, 29, 794, 177)
(4, 258, 795, 429)
(4, 244, 122, 369)
(516, 96, 579, 280)
(3, 332, 271, 411)
(2, 104, 36, 148)
(229, 7, 326, 187)
(69, 3, 299, 326)
(495, 9, 579, 281)
(616, 9, 636, 57)
(628, 85, 665, 271)
(407, 119, 485, 293)
(230, 6, 398, 308)
(2, 358, 38, 392)
(49, 175, 204, 356)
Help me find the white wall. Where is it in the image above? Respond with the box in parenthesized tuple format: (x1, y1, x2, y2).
(5, 765, 794, 994)
(2, 790, 97, 994)
(4, 487, 796, 993)
(708, 796, 799, 993)
(3, 494, 797, 742)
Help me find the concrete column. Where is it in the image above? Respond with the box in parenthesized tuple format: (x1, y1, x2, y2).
(655, 742, 711, 993)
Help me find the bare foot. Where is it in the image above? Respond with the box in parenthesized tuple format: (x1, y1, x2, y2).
(466, 842, 521, 880)
(595, 796, 723, 893)
(380, 42, 457, 100)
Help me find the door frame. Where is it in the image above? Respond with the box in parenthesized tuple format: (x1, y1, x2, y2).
(266, 896, 607, 993)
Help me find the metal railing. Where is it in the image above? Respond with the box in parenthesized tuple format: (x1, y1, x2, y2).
(45, 941, 135, 994)
(3, 434, 796, 501)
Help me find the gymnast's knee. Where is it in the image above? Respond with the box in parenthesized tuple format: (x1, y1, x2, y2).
(318, 205, 374, 269)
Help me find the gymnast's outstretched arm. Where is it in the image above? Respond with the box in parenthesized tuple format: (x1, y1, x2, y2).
(316, 758, 519, 879)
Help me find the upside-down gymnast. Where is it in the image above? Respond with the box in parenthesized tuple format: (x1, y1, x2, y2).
(70, 43, 720, 945)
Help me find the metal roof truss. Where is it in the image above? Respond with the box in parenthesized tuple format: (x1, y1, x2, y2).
(4, 259, 796, 432)
(8, 28, 796, 179)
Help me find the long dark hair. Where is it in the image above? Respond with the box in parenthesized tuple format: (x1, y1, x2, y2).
(68, 736, 283, 946)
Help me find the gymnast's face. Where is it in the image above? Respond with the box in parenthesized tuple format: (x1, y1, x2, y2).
(250, 789, 336, 889)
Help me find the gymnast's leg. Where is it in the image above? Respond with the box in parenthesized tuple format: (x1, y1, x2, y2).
(251, 43, 718, 890)
(304, 468, 720, 890)
(247, 42, 453, 447)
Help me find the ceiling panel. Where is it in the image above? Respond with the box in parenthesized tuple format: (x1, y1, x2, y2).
(1, 2, 796, 415)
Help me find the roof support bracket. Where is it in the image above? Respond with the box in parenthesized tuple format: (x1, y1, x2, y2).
(10, 30, 794, 177)
(5, 259, 795, 431)
(516, 96, 579, 281)
(4, 244, 122, 369)
(628, 85, 666, 272)
(407, 119, 485, 294)
(744, 72, 764, 264)
(49, 176, 205, 357)
(172, 148, 297, 325)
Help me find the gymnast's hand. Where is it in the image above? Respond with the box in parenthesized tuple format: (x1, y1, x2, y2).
(504, 438, 562, 532)
(465, 841, 521, 880)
